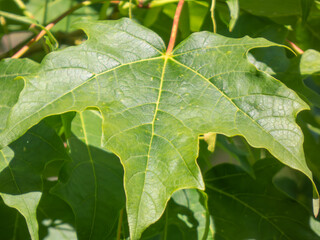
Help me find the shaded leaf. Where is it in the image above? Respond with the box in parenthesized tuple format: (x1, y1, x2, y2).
(52, 110, 125, 240)
(0, 122, 69, 240)
(38, 180, 76, 240)
(214, 135, 256, 177)
(301, 0, 314, 23)
(239, 0, 301, 18)
(0, 197, 31, 240)
(205, 159, 320, 239)
(141, 189, 214, 240)
(279, 56, 320, 108)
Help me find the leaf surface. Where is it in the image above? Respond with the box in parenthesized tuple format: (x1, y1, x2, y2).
(0, 18, 315, 239)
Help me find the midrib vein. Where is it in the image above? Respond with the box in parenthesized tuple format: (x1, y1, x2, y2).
(79, 112, 98, 239)
(134, 57, 168, 234)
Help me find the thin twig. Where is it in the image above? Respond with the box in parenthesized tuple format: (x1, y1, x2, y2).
(166, 0, 185, 55)
(11, 0, 107, 59)
(210, 0, 216, 33)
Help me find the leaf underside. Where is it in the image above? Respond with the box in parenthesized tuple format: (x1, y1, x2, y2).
(0, 18, 315, 239)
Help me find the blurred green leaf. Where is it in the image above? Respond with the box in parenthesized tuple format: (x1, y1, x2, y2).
(301, 49, 320, 75)
(226, 0, 239, 31)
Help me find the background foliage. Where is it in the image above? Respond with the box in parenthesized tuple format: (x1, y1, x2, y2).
(0, 0, 320, 239)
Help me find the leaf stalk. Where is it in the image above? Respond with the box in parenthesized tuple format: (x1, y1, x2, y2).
(210, 0, 217, 33)
(166, 0, 185, 55)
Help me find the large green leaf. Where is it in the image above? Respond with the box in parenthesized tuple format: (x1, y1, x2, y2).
(0, 18, 316, 239)
(205, 159, 320, 239)
(52, 110, 125, 240)
(0, 122, 69, 240)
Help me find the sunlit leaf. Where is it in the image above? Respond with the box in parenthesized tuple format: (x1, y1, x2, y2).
(0, 18, 316, 239)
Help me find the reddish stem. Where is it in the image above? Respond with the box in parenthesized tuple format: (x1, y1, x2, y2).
(287, 40, 304, 55)
(166, 0, 185, 55)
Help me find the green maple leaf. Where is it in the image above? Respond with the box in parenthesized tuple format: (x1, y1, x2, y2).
(0, 18, 317, 239)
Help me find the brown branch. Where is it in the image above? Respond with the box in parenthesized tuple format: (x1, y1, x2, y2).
(12, 0, 108, 59)
(166, 0, 185, 55)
